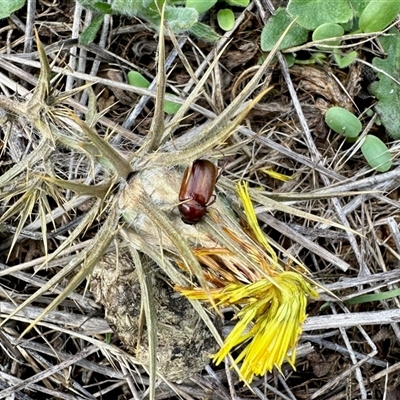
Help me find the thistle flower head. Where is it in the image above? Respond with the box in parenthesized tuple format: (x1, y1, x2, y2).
(177, 181, 319, 383)
(212, 271, 317, 382)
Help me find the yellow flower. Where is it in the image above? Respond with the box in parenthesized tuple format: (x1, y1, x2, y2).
(212, 272, 318, 382)
(177, 181, 319, 383)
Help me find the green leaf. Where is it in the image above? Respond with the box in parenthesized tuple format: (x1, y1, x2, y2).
(78, 0, 113, 13)
(345, 287, 400, 304)
(309, 52, 327, 64)
(217, 9, 235, 31)
(127, 71, 181, 114)
(260, 8, 308, 52)
(258, 52, 295, 66)
(349, 0, 370, 17)
(186, 0, 217, 13)
(340, 18, 355, 32)
(189, 21, 221, 42)
(226, 0, 250, 6)
(284, 53, 295, 67)
(92, 2, 112, 13)
(333, 50, 357, 68)
(127, 71, 151, 88)
(0, 0, 25, 19)
(361, 135, 392, 172)
(95, 3, 112, 14)
(359, 0, 400, 33)
(369, 29, 400, 139)
(79, 14, 105, 45)
(85, 1, 200, 34)
(112, 0, 153, 15)
(164, 5, 199, 32)
(287, 0, 353, 30)
(312, 23, 344, 48)
(379, 28, 400, 53)
(164, 94, 182, 114)
(324, 107, 362, 138)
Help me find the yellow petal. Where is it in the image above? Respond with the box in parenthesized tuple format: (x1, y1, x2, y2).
(213, 271, 318, 382)
(236, 181, 279, 267)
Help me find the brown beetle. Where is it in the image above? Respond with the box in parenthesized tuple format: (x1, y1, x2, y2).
(178, 159, 219, 225)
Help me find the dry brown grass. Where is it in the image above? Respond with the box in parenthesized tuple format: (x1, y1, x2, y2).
(0, 1, 400, 400)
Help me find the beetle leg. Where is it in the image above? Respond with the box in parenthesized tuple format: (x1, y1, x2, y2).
(206, 194, 216, 207)
(215, 160, 227, 182)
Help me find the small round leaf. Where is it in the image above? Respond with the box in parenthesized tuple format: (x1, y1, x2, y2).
(312, 23, 344, 48)
(361, 135, 392, 172)
(325, 107, 362, 138)
(217, 9, 235, 31)
(127, 71, 150, 88)
(284, 53, 295, 67)
(164, 94, 182, 115)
